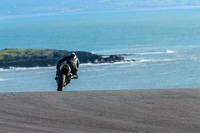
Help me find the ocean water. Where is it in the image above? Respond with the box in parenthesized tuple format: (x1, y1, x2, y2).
(1, 9, 200, 92)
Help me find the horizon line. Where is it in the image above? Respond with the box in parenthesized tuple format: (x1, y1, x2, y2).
(0, 6, 200, 19)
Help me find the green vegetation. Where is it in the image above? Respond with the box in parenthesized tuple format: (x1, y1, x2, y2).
(0, 48, 43, 59)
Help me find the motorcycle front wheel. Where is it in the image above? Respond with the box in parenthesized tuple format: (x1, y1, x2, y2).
(57, 74, 66, 91)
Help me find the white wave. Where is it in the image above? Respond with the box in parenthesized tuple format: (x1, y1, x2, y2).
(133, 6, 200, 12)
(0, 69, 4, 72)
(0, 79, 8, 81)
(91, 52, 96, 54)
(0, 66, 56, 71)
(80, 61, 136, 67)
(136, 50, 177, 55)
(138, 58, 178, 63)
(12, 66, 55, 70)
(80, 62, 121, 66)
(166, 50, 176, 53)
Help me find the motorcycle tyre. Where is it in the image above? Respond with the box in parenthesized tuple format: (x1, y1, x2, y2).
(57, 74, 66, 91)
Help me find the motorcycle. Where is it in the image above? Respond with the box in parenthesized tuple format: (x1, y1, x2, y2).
(56, 63, 74, 91)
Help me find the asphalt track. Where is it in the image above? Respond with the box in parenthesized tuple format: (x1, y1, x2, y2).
(0, 88, 200, 133)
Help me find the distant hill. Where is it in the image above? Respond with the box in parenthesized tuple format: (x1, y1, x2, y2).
(1, 0, 200, 16)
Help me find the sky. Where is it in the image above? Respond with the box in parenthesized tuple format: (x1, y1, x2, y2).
(1, 0, 200, 16)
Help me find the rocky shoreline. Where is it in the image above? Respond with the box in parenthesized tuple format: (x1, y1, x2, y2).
(0, 48, 125, 68)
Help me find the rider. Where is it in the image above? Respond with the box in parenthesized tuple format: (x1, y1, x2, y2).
(55, 52, 80, 80)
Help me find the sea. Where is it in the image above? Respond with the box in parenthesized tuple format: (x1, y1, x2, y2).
(1, 8, 200, 92)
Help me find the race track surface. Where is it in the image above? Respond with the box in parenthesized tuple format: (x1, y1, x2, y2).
(0, 88, 200, 133)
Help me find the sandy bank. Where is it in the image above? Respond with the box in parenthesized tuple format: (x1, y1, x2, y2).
(0, 88, 200, 133)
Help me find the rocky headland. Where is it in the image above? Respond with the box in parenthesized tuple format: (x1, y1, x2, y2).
(0, 48, 125, 68)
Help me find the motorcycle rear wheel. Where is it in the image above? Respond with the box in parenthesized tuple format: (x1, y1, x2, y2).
(57, 74, 66, 91)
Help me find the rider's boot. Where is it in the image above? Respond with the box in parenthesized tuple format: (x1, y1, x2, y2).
(72, 74, 78, 79)
(55, 75, 58, 80)
(71, 71, 78, 79)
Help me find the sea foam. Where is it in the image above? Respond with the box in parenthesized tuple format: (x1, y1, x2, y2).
(0, 66, 56, 72)
(138, 58, 179, 63)
(136, 50, 177, 55)
(0, 79, 8, 81)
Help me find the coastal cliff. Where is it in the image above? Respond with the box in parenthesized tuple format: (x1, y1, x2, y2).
(0, 48, 124, 68)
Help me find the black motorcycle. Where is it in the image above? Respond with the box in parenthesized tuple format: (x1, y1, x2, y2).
(56, 63, 74, 91)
